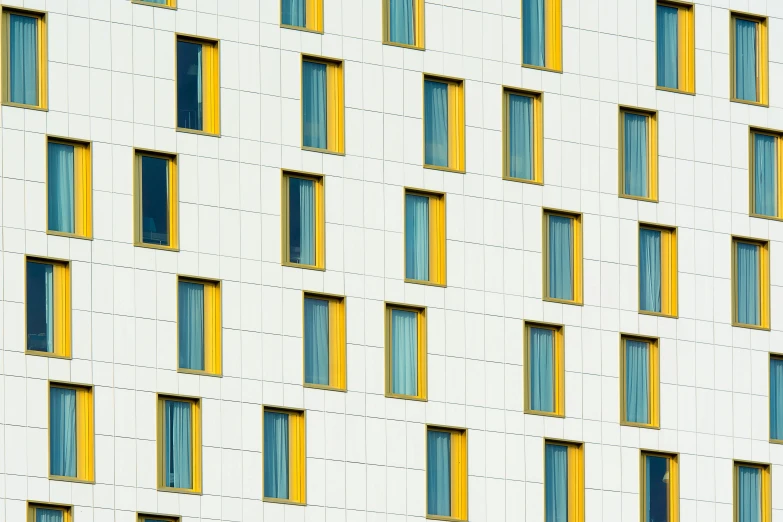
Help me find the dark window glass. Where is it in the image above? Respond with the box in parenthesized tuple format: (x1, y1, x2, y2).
(645, 455, 669, 522)
(141, 156, 170, 246)
(177, 40, 203, 131)
(26, 261, 53, 352)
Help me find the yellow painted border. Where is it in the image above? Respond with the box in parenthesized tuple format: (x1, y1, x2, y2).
(733, 460, 771, 522)
(382, 0, 424, 49)
(655, 1, 695, 94)
(422, 74, 465, 173)
(520, 0, 562, 72)
(281, 170, 326, 270)
(748, 126, 783, 221)
(133, 148, 179, 251)
(262, 406, 307, 505)
(131, 0, 177, 8)
(47, 381, 94, 483)
(302, 291, 347, 391)
(280, 0, 323, 33)
(619, 334, 660, 429)
(523, 321, 565, 417)
(502, 87, 544, 184)
(638, 223, 678, 317)
(1, 6, 47, 111)
(176, 275, 222, 377)
(45, 136, 93, 240)
(729, 11, 769, 106)
(156, 394, 202, 494)
(543, 438, 584, 522)
(731, 236, 770, 330)
(542, 209, 583, 305)
(403, 187, 447, 286)
(27, 502, 73, 522)
(24, 256, 71, 359)
(384, 302, 428, 401)
(425, 425, 468, 521)
(175, 34, 220, 136)
(640, 451, 679, 522)
(618, 106, 659, 202)
(301, 55, 345, 154)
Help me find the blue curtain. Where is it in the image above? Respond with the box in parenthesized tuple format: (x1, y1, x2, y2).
(625, 340, 650, 424)
(176, 41, 203, 131)
(289, 177, 315, 265)
(771, 358, 783, 440)
(522, 0, 545, 67)
(736, 242, 760, 326)
(754, 134, 776, 216)
(35, 509, 64, 522)
(49, 387, 76, 477)
(178, 281, 204, 371)
(141, 156, 170, 246)
(389, 0, 414, 45)
(9, 14, 37, 106)
(282, 0, 306, 27)
(639, 228, 662, 313)
(738, 466, 761, 522)
(427, 430, 451, 516)
(304, 297, 329, 385)
(47, 143, 75, 234)
(26, 261, 54, 353)
(405, 194, 430, 281)
(391, 309, 418, 396)
(164, 400, 192, 489)
(424, 80, 449, 167)
(645, 455, 669, 522)
(264, 411, 290, 499)
(303, 61, 327, 149)
(545, 444, 568, 522)
(508, 94, 533, 180)
(656, 5, 678, 89)
(735, 19, 757, 102)
(529, 327, 554, 412)
(624, 113, 648, 197)
(548, 215, 573, 301)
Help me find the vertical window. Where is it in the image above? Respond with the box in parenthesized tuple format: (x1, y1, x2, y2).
(750, 128, 783, 219)
(302, 56, 344, 154)
(770, 355, 783, 442)
(385, 304, 427, 400)
(639, 225, 677, 316)
(176, 35, 220, 135)
(26, 257, 70, 357)
(732, 237, 769, 329)
(282, 172, 325, 269)
(404, 189, 446, 285)
(619, 107, 658, 200)
(47, 138, 92, 238)
(656, 1, 695, 93)
(734, 462, 771, 522)
(383, 0, 423, 48)
(426, 426, 467, 520)
(620, 336, 660, 428)
(132, 0, 176, 7)
(178, 277, 221, 376)
(423, 75, 465, 172)
(731, 13, 768, 105)
(641, 452, 679, 522)
(503, 88, 543, 183)
(543, 210, 583, 304)
(134, 150, 178, 250)
(281, 0, 322, 32)
(157, 395, 201, 493)
(49, 383, 93, 482)
(303, 293, 346, 390)
(521, 0, 562, 71)
(524, 322, 564, 416)
(2, 7, 47, 110)
(27, 503, 71, 522)
(544, 440, 584, 522)
(263, 407, 306, 504)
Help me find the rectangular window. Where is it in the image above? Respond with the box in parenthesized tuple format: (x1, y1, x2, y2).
(732, 237, 769, 329)
(176, 35, 219, 135)
(383, 0, 424, 48)
(134, 150, 178, 250)
(138, 516, 179, 522)
(281, 0, 322, 32)
(132, 0, 176, 7)
(426, 426, 467, 520)
(749, 128, 783, 219)
(733, 461, 771, 522)
(731, 12, 768, 105)
(641, 452, 679, 522)
(521, 0, 562, 71)
(423, 75, 465, 172)
(619, 107, 658, 200)
(2, 7, 47, 110)
(639, 225, 677, 316)
(656, 1, 694, 93)
(503, 88, 543, 183)
(157, 395, 201, 493)
(49, 383, 93, 482)
(263, 407, 306, 504)
(178, 277, 221, 376)
(26, 257, 70, 358)
(301, 56, 344, 154)
(620, 335, 660, 428)
(47, 138, 91, 238)
(385, 304, 427, 400)
(543, 210, 583, 304)
(303, 293, 346, 390)
(282, 172, 325, 269)
(404, 189, 446, 285)
(524, 322, 564, 416)
(544, 440, 584, 522)
(770, 355, 783, 442)
(27, 503, 71, 522)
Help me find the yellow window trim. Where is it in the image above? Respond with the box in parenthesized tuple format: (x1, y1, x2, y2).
(639, 223, 678, 317)
(46, 136, 92, 239)
(426, 425, 468, 521)
(640, 451, 679, 522)
(174, 34, 220, 136)
(619, 335, 660, 429)
(177, 276, 222, 376)
(544, 439, 584, 522)
(281, 170, 326, 270)
(404, 188, 446, 286)
(281, 0, 323, 33)
(156, 394, 202, 494)
(520, 0, 562, 72)
(729, 12, 768, 106)
(523, 321, 564, 417)
(618, 106, 658, 202)
(382, 0, 424, 49)
(502, 87, 544, 184)
(733, 460, 771, 522)
(301, 55, 345, 154)
(27, 502, 72, 522)
(302, 292, 347, 391)
(542, 209, 583, 305)
(384, 302, 427, 401)
(262, 406, 306, 505)
(1, 6, 47, 111)
(133, 149, 179, 251)
(655, 1, 695, 94)
(423, 74, 465, 173)
(731, 236, 770, 329)
(748, 127, 783, 220)
(25, 256, 71, 359)
(137, 514, 179, 522)
(48, 381, 94, 483)
(131, 0, 177, 8)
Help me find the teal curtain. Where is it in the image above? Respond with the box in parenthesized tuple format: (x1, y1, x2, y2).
(754, 134, 776, 216)
(736, 242, 760, 326)
(735, 19, 757, 102)
(282, 0, 306, 27)
(738, 466, 761, 522)
(35, 509, 63, 522)
(289, 177, 315, 265)
(656, 5, 678, 89)
(548, 215, 573, 301)
(391, 309, 418, 396)
(264, 411, 290, 499)
(405, 194, 429, 280)
(529, 327, 554, 412)
(624, 113, 648, 197)
(508, 94, 533, 180)
(49, 387, 76, 478)
(427, 430, 451, 517)
(625, 340, 650, 424)
(176, 41, 204, 131)
(639, 228, 662, 313)
(645, 455, 669, 522)
(164, 400, 192, 489)
(26, 261, 54, 353)
(545, 443, 568, 522)
(178, 281, 205, 371)
(9, 14, 37, 106)
(522, 0, 545, 67)
(304, 297, 329, 385)
(389, 0, 414, 45)
(771, 358, 783, 440)
(424, 80, 449, 167)
(303, 61, 327, 149)
(47, 143, 75, 234)
(141, 156, 170, 246)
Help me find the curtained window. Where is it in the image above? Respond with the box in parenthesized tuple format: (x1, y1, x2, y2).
(3, 8, 46, 109)
(47, 139, 92, 238)
(639, 225, 677, 316)
(734, 463, 770, 522)
(136, 151, 178, 249)
(525, 323, 564, 416)
(27, 504, 70, 522)
(176, 36, 220, 134)
(620, 109, 658, 200)
(521, 0, 562, 71)
(733, 239, 768, 328)
(263, 408, 306, 503)
(426, 427, 467, 520)
(424, 76, 465, 171)
(622, 337, 660, 428)
(158, 396, 200, 492)
(302, 57, 344, 153)
(134, 0, 175, 6)
(303, 294, 346, 389)
(281, 0, 322, 32)
(386, 305, 426, 400)
(385, 0, 422, 47)
(178, 278, 221, 375)
(26, 258, 70, 357)
(283, 173, 324, 269)
(751, 130, 781, 218)
(656, 2, 694, 93)
(49, 383, 94, 481)
(770, 356, 783, 441)
(505, 89, 543, 182)
(731, 13, 768, 105)
(405, 190, 446, 284)
(641, 452, 678, 522)
(544, 211, 582, 303)
(545, 441, 584, 522)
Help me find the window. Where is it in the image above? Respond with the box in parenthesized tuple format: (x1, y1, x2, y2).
(49, 383, 93, 482)
(134, 150, 178, 250)
(732, 237, 769, 329)
(426, 426, 467, 520)
(282, 171, 325, 269)
(404, 189, 446, 285)
(2, 7, 47, 110)
(132, 0, 176, 7)
(178, 277, 221, 376)
(263, 407, 306, 504)
(281, 0, 322, 31)
(303, 293, 346, 390)
(656, 1, 694, 93)
(543, 210, 583, 304)
(544, 440, 584, 522)
(138, 516, 179, 522)
(301, 56, 344, 154)
(641, 452, 679, 522)
(620, 335, 660, 428)
(730, 12, 768, 105)
(47, 138, 91, 238)
(385, 303, 427, 400)
(503, 88, 543, 183)
(770, 355, 783, 443)
(157, 395, 201, 493)
(733, 461, 771, 522)
(26, 257, 70, 357)
(524, 322, 564, 416)
(423, 75, 465, 172)
(176, 35, 219, 135)
(639, 225, 677, 316)
(619, 107, 658, 201)
(521, 0, 562, 71)
(27, 503, 71, 522)
(383, 0, 423, 48)
(749, 128, 783, 219)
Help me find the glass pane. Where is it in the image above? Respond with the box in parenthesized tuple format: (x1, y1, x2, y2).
(735, 19, 758, 102)
(639, 228, 662, 313)
(405, 194, 430, 280)
(49, 387, 77, 477)
(26, 261, 54, 352)
(772, 358, 783, 440)
(738, 466, 761, 522)
(656, 5, 678, 89)
(164, 400, 192, 489)
(47, 143, 75, 234)
(545, 443, 568, 522)
(548, 215, 574, 300)
(391, 309, 418, 396)
(625, 340, 650, 424)
(35, 508, 64, 522)
(177, 40, 204, 130)
(522, 0, 545, 66)
(178, 281, 205, 371)
(264, 411, 290, 499)
(9, 14, 38, 106)
(529, 327, 555, 412)
(141, 156, 170, 246)
(736, 242, 760, 325)
(302, 61, 327, 149)
(389, 0, 414, 45)
(304, 297, 329, 385)
(282, 0, 306, 27)
(427, 430, 451, 516)
(624, 112, 649, 197)
(424, 80, 449, 167)
(753, 133, 777, 216)
(645, 455, 669, 522)
(507, 93, 534, 180)
(288, 177, 316, 265)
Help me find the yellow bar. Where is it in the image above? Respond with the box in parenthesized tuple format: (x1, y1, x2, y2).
(758, 20, 768, 105)
(191, 400, 202, 492)
(447, 82, 464, 170)
(450, 430, 468, 519)
(427, 195, 445, 284)
(648, 114, 658, 200)
(650, 340, 660, 427)
(555, 327, 565, 415)
(316, 177, 325, 268)
(669, 456, 679, 522)
(414, 0, 424, 47)
(326, 62, 344, 153)
(417, 309, 427, 399)
(567, 444, 584, 522)
(201, 41, 220, 135)
(545, 0, 562, 70)
(288, 411, 306, 502)
(328, 299, 343, 388)
(761, 242, 770, 328)
(168, 157, 179, 250)
(573, 216, 583, 303)
(75, 387, 93, 481)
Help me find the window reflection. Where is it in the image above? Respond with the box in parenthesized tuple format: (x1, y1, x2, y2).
(141, 156, 170, 246)
(645, 455, 669, 522)
(177, 40, 203, 131)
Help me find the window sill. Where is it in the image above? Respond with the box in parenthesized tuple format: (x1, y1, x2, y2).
(383, 40, 424, 51)
(134, 241, 179, 252)
(281, 23, 323, 34)
(524, 409, 564, 418)
(656, 86, 695, 96)
(619, 193, 658, 203)
(750, 212, 783, 222)
(620, 421, 660, 430)
(730, 97, 768, 107)
(771, 438, 783, 445)
(304, 383, 347, 392)
(282, 261, 325, 271)
(263, 497, 306, 506)
(427, 515, 466, 522)
(424, 164, 465, 174)
(639, 310, 678, 319)
(49, 475, 95, 484)
(731, 321, 770, 331)
(404, 278, 446, 288)
(543, 297, 583, 306)
(131, 0, 176, 8)
(158, 486, 202, 495)
(47, 230, 93, 241)
(25, 350, 70, 359)
(176, 127, 220, 138)
(177, 368, 222, 378)
(385, 392, 428, 402)
(521, 63, 563, 74)
(2, 101, 47, 111)
(302, 145, 345, 156)
(503, 175, 543, 185)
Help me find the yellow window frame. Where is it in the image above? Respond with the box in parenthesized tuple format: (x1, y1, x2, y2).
(733, 461, 771, 522)
(27, 502, 72, 522)
(281, 171, 325, 269)
(301, 55, 345, 154)
(620, 335, 660, 428)
(262, 406, 306, 505)
(618, 106, 658, 201)
(730, 12, 768, 106)
(382, 0, 424, 49)
(748, 127, 783, 220)
(25, 256, 71, 358)
(520, 0, 562, 72)
(544, 439, 584, 522)
(280, 0, 323, 32)
(175, 34, 220, 136)
(655, 1, 694, 93)
(640, 451, 679, 522)
(384, 303, 427, 401)
(177, 276, 222, 376)
(48, 382, 94, 483)
(302, 292, 346, 391)
(156, 394, 202, 493)
(771, 354, 783, 444)
(425, 425, 467, 521)
(138, 515, 179, 522)
(46, 136, 92, 239)
(404, 188, 446, 286)
(731, 236, 770, 329)
(523, 321, 564, 417)
(132, 0, 176, 8)
(542, 209, 583, 304)
(133, 149, 179, 251)
(423, 75, 465, 173)
(1, 6, 47, 110)
(502, 87, 543, 184)
(639, 224, 678, 317)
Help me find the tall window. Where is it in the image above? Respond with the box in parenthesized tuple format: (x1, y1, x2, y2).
(426, 426, 467, 520)
(619, 107, 658, 200)
(750, 128, 783, 219)
(543, 210, 582, 304)
(27, 503, 71, 522)
(385, 304, 427, 400)
(524, 322, 564, 416)
(302, 56, 344, 154)
(2, 7, 47, 110)
(732, 237, 769, 329)
(132, 0, 176, 7)
(731, 12, 768, 105)
(49, 383, 93, 482)
(282, 172, 325, 269)
(134, 150, 178, 250)
(521, 0, 562, 71)
(656, 1, 694, 93)
(770, 355, 783, 442)
(263, 407, 306, 504)
(404, 189, 446, 285)
(383, 0, 424, 48)
(178, 277, 221, 376)
(734, 462, 770, 522)
(176, 35, 219, 134)
(281, 0, 322, 32)
(503, 88, 543, 183)
(47, 138, 92, 238)
(621, 336, 660, 428)
(26, 257, 70, 358)
(157, 395, 201, 493)
(303, 293, 346, 390)
(639, 225, 677, 316)
(641, 452, 679, 522)
(544, 440, 584, 522)
(423, 75, 465, 172)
